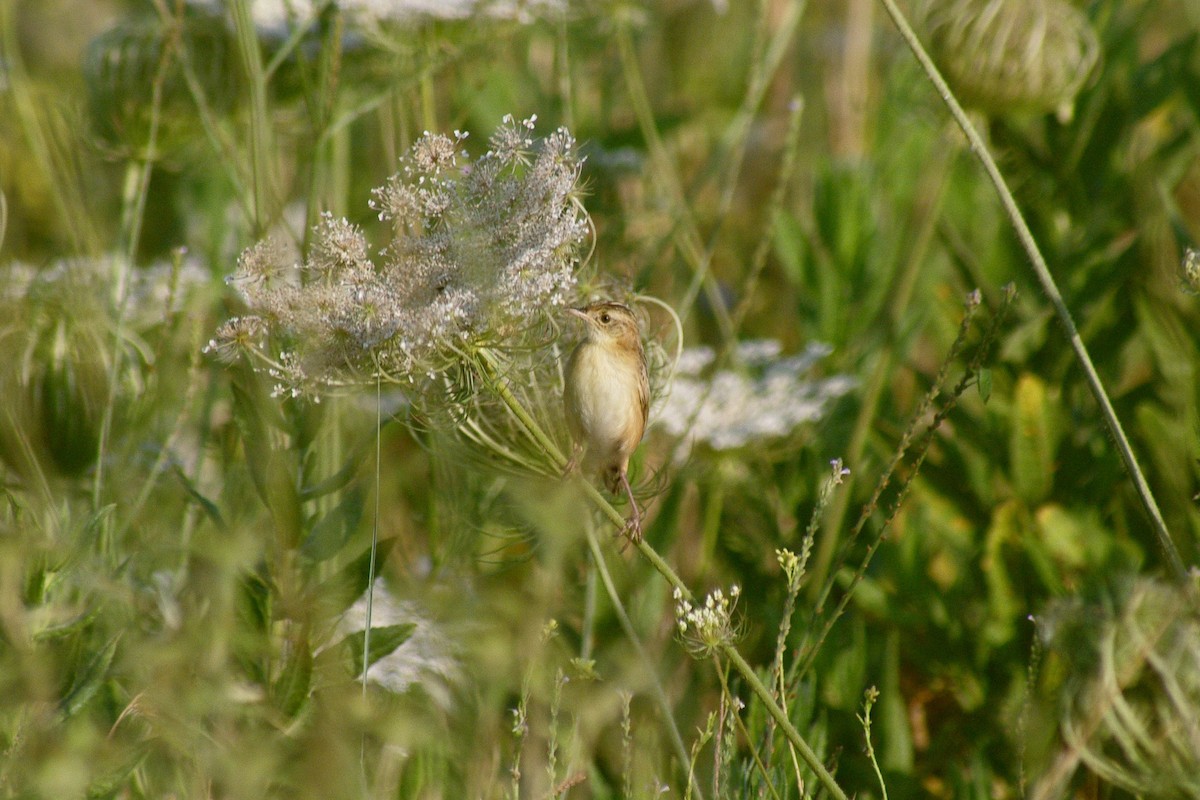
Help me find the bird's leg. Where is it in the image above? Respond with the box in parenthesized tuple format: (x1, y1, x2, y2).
(618, 470, 643, 545)
(562, 443, 582, 477)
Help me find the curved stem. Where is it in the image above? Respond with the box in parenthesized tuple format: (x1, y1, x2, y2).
(476, 348, 568, 469)
(877, 0, 1188, 580)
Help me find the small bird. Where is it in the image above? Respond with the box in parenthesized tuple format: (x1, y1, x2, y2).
(563, 301, 650, 542)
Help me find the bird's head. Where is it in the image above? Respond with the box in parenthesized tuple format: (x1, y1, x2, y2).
(567, 302, 641, 350)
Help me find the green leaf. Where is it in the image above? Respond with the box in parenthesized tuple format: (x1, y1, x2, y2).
(339, 622, 416, 679)
(272, 636, 313, 719)
(977, 368, 992, 404)
(238, 571, 272, 634)
(323, 538, 396, 618)
(1034, 504, 1099, 579)
(33, 607, 99, 643)
(880, 630, 913, 772)
(61, 634, 120, 719)
(172, 465, 227, 531)
(982, 500, 1023, 648)
(1132, 32, 1197, 119)
(998, 309, 1051, 363)
(81, 503, 116, 549)
(1009, 373, 1060, 504)
(299, 448, 369, 501)
(234, 571, 272, 684)
(85, 751, 145, 800)
(303, 487, 363, 562)
(820, 616, 867, 711)
(772, 212, 807, 287)
(230, 371, 302, 549)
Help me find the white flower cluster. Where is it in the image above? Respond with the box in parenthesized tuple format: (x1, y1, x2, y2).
(5, 256, 211, 325)
(336, 583, 462, 712)
(776, 548, 801, 589)
(652, 340, 855, 458)
(188, 0, 565, 34)
(212, 115, 587, 399)
(673, 584, 741, 658)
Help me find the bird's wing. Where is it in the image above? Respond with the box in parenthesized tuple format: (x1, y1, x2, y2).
(637, 351, 650, 430)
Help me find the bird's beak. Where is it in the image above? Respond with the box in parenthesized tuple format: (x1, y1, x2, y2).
(566, 307, 589, 323)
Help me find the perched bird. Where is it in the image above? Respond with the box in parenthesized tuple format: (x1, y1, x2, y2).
(563, 301, 650, 541)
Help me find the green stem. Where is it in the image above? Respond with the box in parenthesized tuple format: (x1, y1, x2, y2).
(230, 0, 278, 233)
(585, 528, 702, 800)
(613, 20, 734, 342)
(721, 644, 848, 800)
(0, 1, 93, 251)
(476, 348, 568, 469)
(877, 0, 1188, 580)
(95, 13, 178, 511)
(713, 659, 785, 800)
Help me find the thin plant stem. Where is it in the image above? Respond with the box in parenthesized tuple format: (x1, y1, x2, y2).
(229, 0, 279, 233)
(119, 274, 207, 537)
(728, 96, 807, 342)
(580, 552, 597, 662)
(713, 660, 785, 800)
(94, 14, 180, 511)
(359, 377, 383, 791)
(613, 20, 734, 342)
(364, 375, 382, 699)
(877, 0, 1188, 580)
(584, 527, 703, 800)
(615, 0, 808, 343)
(721, 643, 848, 800)
(153, 0, 254, 222)
(809, 294, 981, 636)
(0, 1, 95, 252)
(797, 290, 1004, 682)
(808, 124, 957, 598)
(858, 687, 889, 800)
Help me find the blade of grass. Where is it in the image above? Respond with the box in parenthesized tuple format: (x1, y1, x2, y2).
(94, 11, 182, 511)
(229, 0, 281, 234)
(0, 2, 96, 253)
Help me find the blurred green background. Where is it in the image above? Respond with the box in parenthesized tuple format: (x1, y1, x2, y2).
(3, 0, 1200, 797)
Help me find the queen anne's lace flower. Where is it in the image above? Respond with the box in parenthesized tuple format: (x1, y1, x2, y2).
(652, 341, 855, 459)
(188, 0, 565, 34)
(673, 585, 742, 658)
(213, 116, 587, 400)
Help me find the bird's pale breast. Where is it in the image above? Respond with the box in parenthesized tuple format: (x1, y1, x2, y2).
(566, 343, 643, 466)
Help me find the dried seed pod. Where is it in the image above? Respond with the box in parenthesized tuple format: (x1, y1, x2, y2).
(918, 0, 1099, 117)
(1031, 579, 1200, 797)
(0, 263, 148, 481)
(83, 11, 236, 158)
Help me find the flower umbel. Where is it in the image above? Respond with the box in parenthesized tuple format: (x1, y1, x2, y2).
(673, 585, 742, 658)
(653, 340, 855, 460)
(217, 116, 588, 402)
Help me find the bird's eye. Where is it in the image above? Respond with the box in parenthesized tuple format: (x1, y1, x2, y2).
(600, 313, 611, 324)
